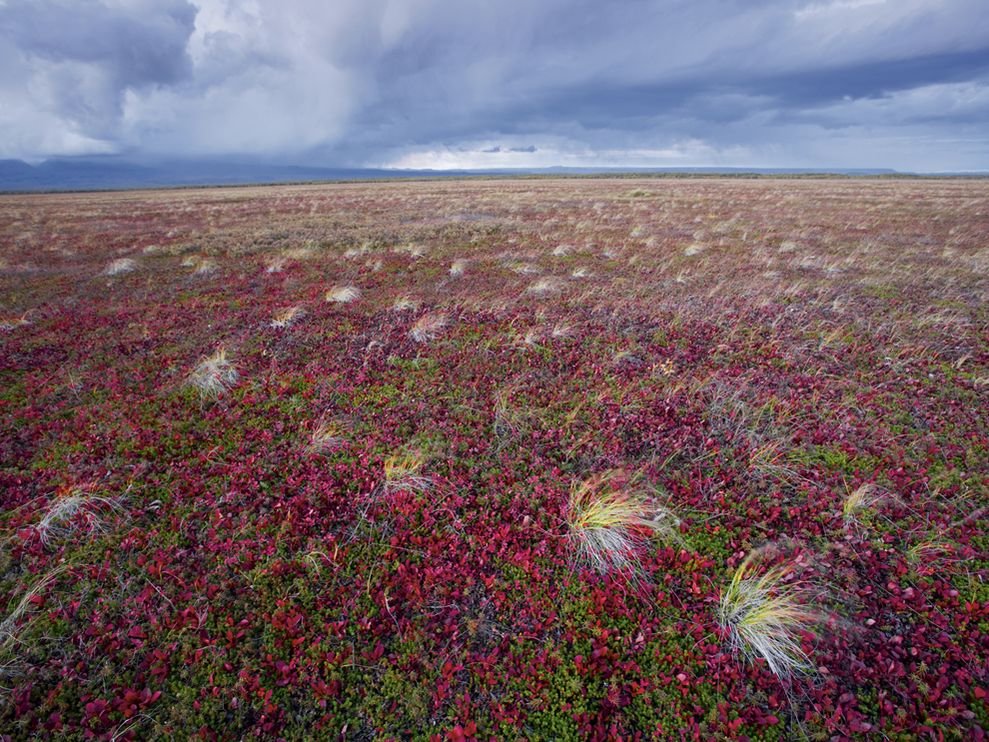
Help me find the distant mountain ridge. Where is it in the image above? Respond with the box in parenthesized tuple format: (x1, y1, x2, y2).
(0, 158, 470, 192)
(0, 157, 924, 192)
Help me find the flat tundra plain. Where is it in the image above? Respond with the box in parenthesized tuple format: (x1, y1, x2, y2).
(1, 178, 987, 739)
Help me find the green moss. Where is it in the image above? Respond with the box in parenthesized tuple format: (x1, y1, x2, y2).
(788, 444, 880, 477)
(387, 355, 439, 375)
(863, 283, 900, 300)
(0, 374, 26, 403)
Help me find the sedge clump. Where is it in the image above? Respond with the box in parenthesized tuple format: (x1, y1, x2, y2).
(718, 546, 823, 681)
(187, 348, 239, 401)
(567, 470, 680, 575)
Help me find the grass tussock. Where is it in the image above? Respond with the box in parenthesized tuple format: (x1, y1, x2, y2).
(187, 348, 239, 401)
(305, 419, 350, 454)
(382, 449, 432, 493)
(35, 487, 123, 548)
(527, 277, 563, 295)
(718, 546, 821, 681)
(103, 257, 137, 276)
(508, 261, 540, 275)
(394, 243, 427, 259)
(265, 256, 288, 273)
(181, 255, 218, 274)
(270, 305, 306, 329)
(493, 383, 531, 439)
(0, 313, 31, 332)
(567, 470, 680, 575)
(409, 312, 449, 343)
(325, 285, 361, 304)
(748, 440, 799, 482)
(392, 296, 421, 312)
(283, 245, 316, 261)
(551, 322, 574, 339)
(0, 566, 67, 691)
(842, 482, 891, 526)
(194, 258, 218, 275)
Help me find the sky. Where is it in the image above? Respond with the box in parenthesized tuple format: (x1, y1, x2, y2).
(1, 0, 988, 172)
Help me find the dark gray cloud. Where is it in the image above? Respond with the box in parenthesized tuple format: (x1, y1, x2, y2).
(0, 0, 195, 86)
(0, 0, 196, 154)
(1, 0, 988, 170)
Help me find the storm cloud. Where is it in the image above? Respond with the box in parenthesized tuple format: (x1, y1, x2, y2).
(1, 0, 988, 170)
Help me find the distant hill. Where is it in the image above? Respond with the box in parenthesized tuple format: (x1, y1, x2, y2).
(0, 157, 920, 192)
(0, 158, 478, 192)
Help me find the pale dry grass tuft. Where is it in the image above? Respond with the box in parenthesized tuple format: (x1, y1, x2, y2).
(493, 383, 529, 439)
(394, 243, 428, 259)
(35, 487, 123, 548)
(719, 546, 822, 681)
(527, 277, 563, 295)
(449, 259, 468, 277)
(567, 470, 680, 575)
(0, 313, 31, 332)
(270, 305, 306, 329)
(842, 482, 891, 526)
(905, 536, 963, 577)
(283, 245, 316, 261)
(265, 256, 288, 273)
(409, 312, 450, 343)
(522, 328, 542, 346)
(551, 323, 574, 339)
(193, 257, 218, 275)
(187, 348, 239, 400)
(382, 449, 432, 493)
(392, 296, 421, 312)
(748, 440, 799, 482)
(103, 257, 137, 276)
(305, 419, 351, 454)
(325, 285, 361, 304)
(0, 566, 67, 691)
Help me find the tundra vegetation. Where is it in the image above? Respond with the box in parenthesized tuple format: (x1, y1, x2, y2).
(0, 178, 987, 738)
